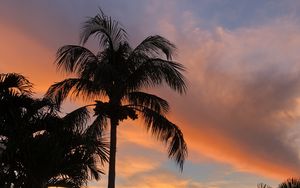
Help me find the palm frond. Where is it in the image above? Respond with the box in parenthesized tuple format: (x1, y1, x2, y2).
(126, 91, 169, 114)
(83, 133, 109, 166)
(126, 58, 187, 94)
(80, 8, 127, 50)
(131, 35, 176, 60)
(23, 97, 59, 130)
(85, 113, 108, 138)
(45, 78, 80, 106)
(137, 107, 187, 170)
(47, 178, 81, 188)
(56, 45, 98, 76)
(86, 157, 102, 180)
(0, 73, 33, 96)
(45, 78, 107, 106)
(95, 138, 110, 165)
(63, 106, 90, 133)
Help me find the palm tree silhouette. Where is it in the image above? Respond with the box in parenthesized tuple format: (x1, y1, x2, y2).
(46, 9, 188, 188)
(258, 178, 300, 188)
(0, 73, 109, 187)
(278, 179, 300, 188)
(257, 183, 273, 188)
(0, 73, 33, 187)
(19, 103, 109, 188)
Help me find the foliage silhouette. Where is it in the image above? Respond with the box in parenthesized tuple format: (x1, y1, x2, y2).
(46, 9, 188, 188)
(258, 178, 300, 188)
(0, 73, 109, 187)
(278, 178, 300, 188)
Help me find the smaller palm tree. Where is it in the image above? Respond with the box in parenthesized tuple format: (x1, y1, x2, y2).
(0, 73, 109, 187)
(278, 178, 300, 188)
(258, 178, 300, 188)
(258, 183, 273, 188)
(0, 73, 34, 187)
(19, 103, 109, 187)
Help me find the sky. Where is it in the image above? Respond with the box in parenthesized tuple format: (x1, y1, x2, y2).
(1, 0, 300, 188)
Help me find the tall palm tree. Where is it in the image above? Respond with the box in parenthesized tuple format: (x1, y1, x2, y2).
(46, 9, 188, 188)
(0, 73, 109, 187)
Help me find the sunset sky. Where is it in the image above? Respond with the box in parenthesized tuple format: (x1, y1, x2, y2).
(2, 1, 300, 188)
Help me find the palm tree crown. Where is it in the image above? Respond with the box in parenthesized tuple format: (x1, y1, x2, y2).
(46, 9, 187, 188)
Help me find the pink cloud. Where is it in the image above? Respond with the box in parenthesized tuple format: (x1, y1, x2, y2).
(153, 17, 300, 179)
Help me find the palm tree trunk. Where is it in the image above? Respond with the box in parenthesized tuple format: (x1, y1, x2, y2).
(108, 117, 118, 188)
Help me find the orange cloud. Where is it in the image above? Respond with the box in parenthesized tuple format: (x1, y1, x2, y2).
(116, 155, 161, 178)
(182, 120, 300, 180)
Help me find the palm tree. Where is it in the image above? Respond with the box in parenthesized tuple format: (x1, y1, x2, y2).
(0, 72, 33, 187)
(46, 9, 188, 188)
(19, 103, 109, 188)
(278, 178, 300, 188)
(0, 73, 109, 187)
(258, 178, 300, 188)
(257, 183, 273, 188)
(23, 105, 109, 188)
